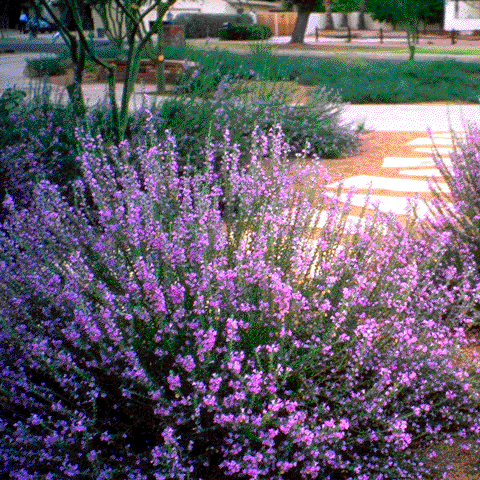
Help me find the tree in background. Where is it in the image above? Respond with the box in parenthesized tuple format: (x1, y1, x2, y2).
(366, 0, 443, 60)
(332, 0, 360, 28)
(418, 0, 444, 30)
(29, 0, 95, 116)
(290, 0, 317, 42)
(357, 0, 366, 29)
(289, 0, 364, 43)
(290, 0, 331, 43)
(31, 0, 177, 140)
(89, 0, 176, 113)
(324, 0, 334, 29)
(365, 0, 403, 30)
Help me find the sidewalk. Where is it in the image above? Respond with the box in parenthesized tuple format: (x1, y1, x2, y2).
(0, 53, 172, 112)
(340, 103, 479, 132)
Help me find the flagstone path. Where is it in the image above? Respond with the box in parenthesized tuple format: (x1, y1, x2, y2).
(320, 131, 458, 225)
(319, 131, 480, 480)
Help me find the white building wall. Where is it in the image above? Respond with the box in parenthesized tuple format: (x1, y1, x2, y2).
(169, 0, 237, 17)
(444, 0, 480, 32)
(305, 13, 393, 34)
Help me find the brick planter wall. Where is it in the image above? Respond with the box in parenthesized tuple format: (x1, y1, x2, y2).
(96, 59, 189, 84)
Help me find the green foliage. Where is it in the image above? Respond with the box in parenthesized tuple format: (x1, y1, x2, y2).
(300, 58, 480, 103)
(153, 79, 358, 164)
(366, 0, 405, 26)
(25, 57, 70, 77)
(332, 0, 361, 12)
(0, 86, 82, 220)
(366, 0, 444, 25)
(171, 47, 480, 104)
(218, 23, 273, 41)
(0, 89, 26, 121)
(418, 0, 444, 24)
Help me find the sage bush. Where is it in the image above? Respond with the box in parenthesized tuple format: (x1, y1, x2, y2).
(149, 77, 359, 166)
(0, 82, 358, 221)
(0, 87, 80, 220)
(1, 124, 480, 479)
(429, 126, 480, 274)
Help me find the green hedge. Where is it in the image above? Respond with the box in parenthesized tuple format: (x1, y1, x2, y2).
(218, 23, 273, 41)
(25, 57, 70, 77)
(172, 13, 253, 38)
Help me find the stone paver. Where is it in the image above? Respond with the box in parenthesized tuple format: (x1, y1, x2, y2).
(407, 137, 455, 146)
(325, 192, 433, 217)
(398, 168, 442, 177)
(327, 174, 449, 193)
(414, 147, 453, 155)
(326, 133, 456, 221)
(382, 157, 452, 168)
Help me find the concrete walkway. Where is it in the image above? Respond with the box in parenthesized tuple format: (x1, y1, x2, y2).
(0, 53, 168, 111)
(340, 103, 480, 132)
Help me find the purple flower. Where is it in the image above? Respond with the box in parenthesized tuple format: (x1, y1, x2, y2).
(167, 373, 181, 391)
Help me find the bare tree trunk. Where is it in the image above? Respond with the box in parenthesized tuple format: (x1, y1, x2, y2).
(324, 0, 334, 30)
(36, 0, 88, 117)
(290, 0, 317, 44)
(290, 11, 310, 43)
(156, 4, 165, 94)
(66, 45, 86, 117)
(406, 17, 418, 61)
(357, 0, 366, 30)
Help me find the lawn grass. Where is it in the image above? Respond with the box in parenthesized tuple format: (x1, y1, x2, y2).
(187, 39, 480, 56)
(415, 46, 480, 55)
(171, 45, 480, 104)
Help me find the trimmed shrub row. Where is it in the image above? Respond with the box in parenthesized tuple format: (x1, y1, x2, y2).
(218, 23, 273, 41)
(172, 13, 253, 38)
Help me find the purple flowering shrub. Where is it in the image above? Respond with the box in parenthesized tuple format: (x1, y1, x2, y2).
(1, 126, 480, 479)
(0, 78, 358, 225)
(426, 126, 480, 329)
(428, 126, 480, 274)
(0, 88, 81, 220)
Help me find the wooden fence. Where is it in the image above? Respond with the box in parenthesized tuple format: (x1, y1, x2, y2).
(256, 12, 297, 36)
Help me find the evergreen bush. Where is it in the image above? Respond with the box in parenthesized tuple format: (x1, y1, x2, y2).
(25, 57, 70, 77)
(218, 23, 273, 41)
(173, 13, 253, 38)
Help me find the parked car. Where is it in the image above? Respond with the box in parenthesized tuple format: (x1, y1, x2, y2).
(38, 19, 56, 33)
(26, 18, 57, 34)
